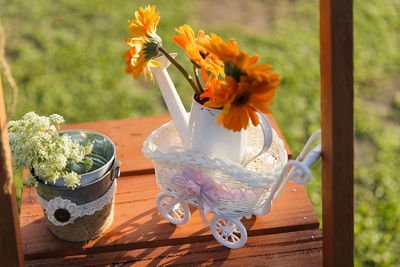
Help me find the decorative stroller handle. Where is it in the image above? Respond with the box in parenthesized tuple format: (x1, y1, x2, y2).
(291, 141, 321, 181)
(273, 130, 322, 200)
(287, 160, 312, 185)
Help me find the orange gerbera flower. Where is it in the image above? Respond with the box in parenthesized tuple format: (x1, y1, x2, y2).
(203, 33, 276, 83)
(203, 75, 279, 132)
(202, 33, 240, 65)
(173, 25, 223, 79)
(125, 5, 162, 82)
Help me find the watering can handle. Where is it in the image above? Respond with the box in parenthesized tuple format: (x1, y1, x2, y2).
(242, 112, 273, 167)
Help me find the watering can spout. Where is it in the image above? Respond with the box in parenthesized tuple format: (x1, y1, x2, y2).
(151, 53, 189, 145)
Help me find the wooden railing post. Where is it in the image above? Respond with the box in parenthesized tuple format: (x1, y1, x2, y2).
(0, 74, 25, 266)
(320, 0, 354, 266)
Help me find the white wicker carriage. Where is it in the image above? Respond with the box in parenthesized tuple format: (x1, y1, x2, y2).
(142, 121, 320, 249)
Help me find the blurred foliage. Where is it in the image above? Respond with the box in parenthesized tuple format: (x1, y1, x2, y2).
(1, 0, 399, 265)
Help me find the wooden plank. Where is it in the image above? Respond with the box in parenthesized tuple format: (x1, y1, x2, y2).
(25, 229, 322, 267)
(0, 75, 25, 266)
(61, 115, 171, 176)
(320, 0, 354, 266)
(20, 174, 318, 260)
(61, 114, 292, 177)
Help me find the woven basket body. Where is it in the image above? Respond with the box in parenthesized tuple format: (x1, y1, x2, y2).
(143, 121, 288, 218)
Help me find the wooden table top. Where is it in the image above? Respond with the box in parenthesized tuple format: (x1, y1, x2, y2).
(20, 115, 322, 266)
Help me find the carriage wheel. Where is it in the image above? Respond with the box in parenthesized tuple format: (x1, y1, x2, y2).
(156, 192, 190, 225)
(210, 215, 247, 249)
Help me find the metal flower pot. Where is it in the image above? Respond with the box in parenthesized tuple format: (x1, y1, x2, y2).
(35, 130, 120, 242)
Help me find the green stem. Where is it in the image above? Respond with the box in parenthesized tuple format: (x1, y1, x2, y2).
(158, 46, 201, 96)
(193, 65, 204, 94)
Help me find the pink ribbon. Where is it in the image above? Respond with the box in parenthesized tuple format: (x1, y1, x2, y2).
(171, 167, 218, 226)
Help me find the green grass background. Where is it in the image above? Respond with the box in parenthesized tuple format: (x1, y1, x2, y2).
(1, 0, 399, 265)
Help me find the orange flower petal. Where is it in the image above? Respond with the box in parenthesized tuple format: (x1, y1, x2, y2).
(248, 110, 260, 126)
(129, 5, 159, 37)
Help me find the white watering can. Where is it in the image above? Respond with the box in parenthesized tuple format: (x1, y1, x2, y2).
(151, 54, 273, 166)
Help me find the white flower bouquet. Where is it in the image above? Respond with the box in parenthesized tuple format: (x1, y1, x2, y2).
(7, 112, 93, 189)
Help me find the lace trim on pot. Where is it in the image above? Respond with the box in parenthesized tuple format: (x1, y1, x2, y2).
(36, 180, 117, 226)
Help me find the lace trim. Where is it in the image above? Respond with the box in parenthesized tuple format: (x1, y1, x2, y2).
(36, 180, 117, 226)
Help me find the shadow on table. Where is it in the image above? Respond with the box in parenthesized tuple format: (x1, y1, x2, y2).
(87, 206, 257, 266)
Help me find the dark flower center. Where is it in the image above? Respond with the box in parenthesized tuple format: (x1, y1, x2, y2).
(199, 50, 209, 59)
(233, 92, 249, 106)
